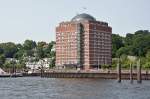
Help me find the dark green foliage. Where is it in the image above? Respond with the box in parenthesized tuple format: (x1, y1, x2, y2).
(114, 30, 150, 58)
(36, 47, 45, 59)
(112, 34, 124, 57)
(3, 60, 16, 68)
(23, 40, 36, 50)
(0, 40, 55, 69)
(116, 46, 133, 57)
(0, 48, 3, 55)
(0, 42, 18, 58)
(0, 55, 5, 67)
(113, 30, 150, 69)
(14, 50, 24, 59)
(143, 51, 150, 69)
(49, 57, 55, 68)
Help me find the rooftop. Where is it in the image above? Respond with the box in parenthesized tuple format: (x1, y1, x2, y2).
(71, 13, 96, 22)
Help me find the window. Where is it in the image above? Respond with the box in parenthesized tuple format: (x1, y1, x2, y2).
(94, 26, 96, 30)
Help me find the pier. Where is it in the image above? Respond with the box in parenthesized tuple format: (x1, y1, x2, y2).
(38, 70, 150, 80)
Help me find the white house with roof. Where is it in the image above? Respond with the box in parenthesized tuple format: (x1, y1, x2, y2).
(25, 58, 52, 70)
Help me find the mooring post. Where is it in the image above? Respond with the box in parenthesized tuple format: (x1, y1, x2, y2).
(130, 63, 133, 83)
(117, 58, 121, 83)
(146, 70, 148, 80)
(137, 59, 142, 83)
(40, 65, 44, 78)
(40, 66, 43, 77)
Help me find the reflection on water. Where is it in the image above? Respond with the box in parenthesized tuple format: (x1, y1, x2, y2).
(0, 77, 150, 99)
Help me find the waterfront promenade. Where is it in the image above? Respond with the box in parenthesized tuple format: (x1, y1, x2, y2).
(1, 67, 150, 80)
(22, 69, 150, 80)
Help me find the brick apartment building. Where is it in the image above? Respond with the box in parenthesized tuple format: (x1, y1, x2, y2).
(56, 13, 112, 70)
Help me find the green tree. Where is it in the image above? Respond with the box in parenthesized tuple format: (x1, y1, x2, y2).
(124, 33, 134, 46)
(143, 51, 150, 69)
(113, 30, 150, 58)
(36, 41, 47, 58)
(132, 33, 150, 56)
(36, 48, 45, 59)
(49, 57, 55, 68)
(24, 50, 34, 57)
(112, 34, 124, 57)
(0, 48, 3, 55)
(45, 41, 55, 57)
(0, 54, 5, 67)
(116, 46, 133, 57)
(37, 41, 47, 48)
(3, 60, 16, 68)
(0, 42, 18, 58)
(23, 40, 36, 50)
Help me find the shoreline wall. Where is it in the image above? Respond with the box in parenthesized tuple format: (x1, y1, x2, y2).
(25, 72, 150, 80)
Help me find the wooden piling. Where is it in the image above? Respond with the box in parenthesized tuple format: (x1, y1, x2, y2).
(146, 70, 148, 80)
(40, 66, 44, 78)
(137, 59, 142, 83)
(130, 63, 133, 83)
(117, 59, 121, 83)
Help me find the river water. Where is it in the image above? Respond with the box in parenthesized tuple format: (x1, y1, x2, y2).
(0, 77, 150, 99)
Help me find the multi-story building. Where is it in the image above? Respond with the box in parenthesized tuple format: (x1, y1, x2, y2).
(56, 13, 112, 70)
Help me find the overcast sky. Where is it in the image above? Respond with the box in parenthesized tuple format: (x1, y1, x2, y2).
(0, 0, 150, 43)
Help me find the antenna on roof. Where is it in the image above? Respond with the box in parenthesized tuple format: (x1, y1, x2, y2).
(82, 7, 87, 12)
(76, 7, 87, 15)
(82, 7, 87, 10)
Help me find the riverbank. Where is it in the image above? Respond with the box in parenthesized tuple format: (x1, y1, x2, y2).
(40, 72, 149, 80)
(1, 68, 150, 80)
(20, 69, 150, 80)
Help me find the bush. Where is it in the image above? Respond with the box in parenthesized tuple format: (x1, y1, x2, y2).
(143, 62, 150, 69)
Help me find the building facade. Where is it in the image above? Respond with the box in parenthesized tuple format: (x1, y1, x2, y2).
(56, 13, 112, 70)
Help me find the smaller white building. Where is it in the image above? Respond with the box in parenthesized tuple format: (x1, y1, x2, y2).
(26, 58, 52, 70)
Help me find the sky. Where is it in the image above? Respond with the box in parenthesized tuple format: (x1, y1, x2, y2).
(0, 0, 150, 43)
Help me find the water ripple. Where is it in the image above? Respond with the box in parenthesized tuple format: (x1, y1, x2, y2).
(0, 77, 150, 99)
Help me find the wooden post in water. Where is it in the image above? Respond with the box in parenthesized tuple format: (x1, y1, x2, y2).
(40, 60, 44, 78)
(137, 59, 142, 83)
(40, 66, 43, 77)
(146, 70, 148, 80)
(130, 63, 133, 83)
(117, 58, 121, 83)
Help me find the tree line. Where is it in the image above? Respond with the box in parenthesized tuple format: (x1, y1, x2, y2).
(0, 30, 150, 69)
(112, 30, 150, 69)
(0, 40, 55, 69)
